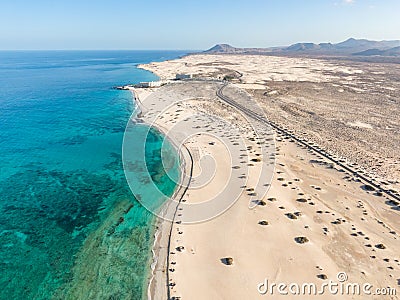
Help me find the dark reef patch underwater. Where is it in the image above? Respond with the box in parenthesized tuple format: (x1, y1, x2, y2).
(0, 50, 187, 299)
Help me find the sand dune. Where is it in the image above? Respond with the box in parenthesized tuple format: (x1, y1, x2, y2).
(135, 55, 400, 299)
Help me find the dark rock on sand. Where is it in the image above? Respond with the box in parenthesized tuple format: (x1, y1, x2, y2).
(375, 243, 386, 249)
(295, 236, 309, 244)
(221, 257, 234, 265)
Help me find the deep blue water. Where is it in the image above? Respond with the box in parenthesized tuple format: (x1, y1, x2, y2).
(0, 51, 185, 299)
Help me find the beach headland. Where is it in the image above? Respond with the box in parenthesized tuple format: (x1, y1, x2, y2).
(134, 54, 400, 299)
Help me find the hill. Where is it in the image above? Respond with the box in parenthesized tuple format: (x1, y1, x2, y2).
(205, 44, 240, 53)
(354, 46, 400, 57)
(203, 38, 400, 57)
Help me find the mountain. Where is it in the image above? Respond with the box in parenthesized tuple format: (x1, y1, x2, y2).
(336, 38, 400, 50)
(204, 44, 243, 54)
(353, 49, 385, 56)
(384, 46, 400, 56)
(319, 43, 334, 49)
(204, 44, 274, 54)
(285, 42, 334, 52)
(203, 38, 400, 57)
(286, 43, 321, 51)
(284, 38, 400, 54)
(354, 46, 400, 57)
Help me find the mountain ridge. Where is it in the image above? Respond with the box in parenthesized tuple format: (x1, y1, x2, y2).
(204, 38, 400, 57)
(354, 46, 400, 57)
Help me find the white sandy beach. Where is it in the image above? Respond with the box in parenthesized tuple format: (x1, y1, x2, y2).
(135, 55, 400, 300)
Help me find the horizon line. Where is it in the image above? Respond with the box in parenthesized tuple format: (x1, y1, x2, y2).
(2, 37, 400, 52)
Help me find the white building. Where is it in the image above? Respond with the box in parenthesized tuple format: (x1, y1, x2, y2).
(136, 81, 162, 88)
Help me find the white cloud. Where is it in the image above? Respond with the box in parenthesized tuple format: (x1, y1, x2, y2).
(334, 0, 354, 6)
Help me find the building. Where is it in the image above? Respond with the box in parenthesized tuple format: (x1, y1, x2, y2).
(175, 73, 193, 80)
(135, 81, 162, 88)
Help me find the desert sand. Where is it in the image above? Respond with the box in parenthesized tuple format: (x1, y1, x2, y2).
(135, 54, 400, 299)
(139, 54, 400, 190)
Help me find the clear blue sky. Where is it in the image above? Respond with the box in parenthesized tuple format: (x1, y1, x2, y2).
(0, 0, 399, 50)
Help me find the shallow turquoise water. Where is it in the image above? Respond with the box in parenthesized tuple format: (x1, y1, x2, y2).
(0, 51, 186, 299)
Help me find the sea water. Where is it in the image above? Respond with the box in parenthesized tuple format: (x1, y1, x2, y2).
(0, 50, 186, 299)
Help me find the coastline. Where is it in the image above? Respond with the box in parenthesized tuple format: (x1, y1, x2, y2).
(146, 124, 193, 300)
(128, 86, 193, 300)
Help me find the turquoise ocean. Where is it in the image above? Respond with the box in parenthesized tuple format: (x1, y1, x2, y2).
(0, 51, 186, 299)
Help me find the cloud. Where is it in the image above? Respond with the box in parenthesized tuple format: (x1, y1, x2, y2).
(334, 0, 354, 6)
